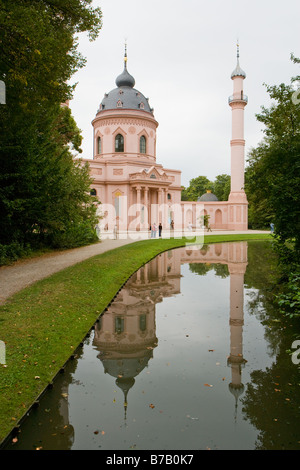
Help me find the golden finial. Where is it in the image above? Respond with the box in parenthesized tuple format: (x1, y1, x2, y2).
(236, 39, 240, 59)
(124, 39, 128, 65)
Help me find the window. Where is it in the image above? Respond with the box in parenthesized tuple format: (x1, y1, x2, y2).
(167, 193, 171, 200)
(115, 317, 124, 334)
(115, 134, 124, 152)
(140, 135, 146, 154)
(117, 100, 123, 107)
(97, 136, 101, 154)
(139, 315, 147, 332)
(90, 188, 97, 196)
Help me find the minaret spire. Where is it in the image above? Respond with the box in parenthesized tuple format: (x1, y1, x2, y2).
(115, 41, 135, 88)
(124, 40, 128, 68)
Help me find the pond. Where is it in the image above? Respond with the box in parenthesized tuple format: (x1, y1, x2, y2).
(3, 241, 300, 451)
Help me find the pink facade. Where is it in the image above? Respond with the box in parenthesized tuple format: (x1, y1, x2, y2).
(83, 46, 248, 232)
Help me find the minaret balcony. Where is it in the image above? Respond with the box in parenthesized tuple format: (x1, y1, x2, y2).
(228, 93, 248, 104)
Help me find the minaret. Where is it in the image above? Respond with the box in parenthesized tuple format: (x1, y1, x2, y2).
(228, 44, 248, 230)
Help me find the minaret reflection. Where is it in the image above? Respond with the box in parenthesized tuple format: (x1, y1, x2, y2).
(93, 242, 248, 418)
(227, 242, 248, 417)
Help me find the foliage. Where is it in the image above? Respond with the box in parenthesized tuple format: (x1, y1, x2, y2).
(181, 174, 230, 201)
(212, 174, 231, 201)
(0, 0, 102, 253)
(275, 269, 300, 318)
(245, 55, 300, 248)
(199, 214, 211, 229)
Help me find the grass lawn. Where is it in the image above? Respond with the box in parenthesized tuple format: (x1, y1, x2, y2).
(0, 233, 271, 445)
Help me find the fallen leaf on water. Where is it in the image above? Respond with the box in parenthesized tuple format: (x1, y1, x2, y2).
(208, 349, 214, 352)
(204, 383, 213, 387)
(149, 403, 155, 409)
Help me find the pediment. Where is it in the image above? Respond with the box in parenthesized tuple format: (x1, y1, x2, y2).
(129, 165, 168, 181)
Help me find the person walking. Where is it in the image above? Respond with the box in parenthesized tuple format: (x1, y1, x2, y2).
(152, 222, 157, 238)
(158, 222, 162, 238)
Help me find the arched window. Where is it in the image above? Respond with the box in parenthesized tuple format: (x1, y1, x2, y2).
(90, 188, 97, 196)
(115, 134, 124, 152)
(97, 136, 101, 154)
(140, 135, 146, 154)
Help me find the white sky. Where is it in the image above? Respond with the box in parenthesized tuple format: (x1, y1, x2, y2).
(69, 0, 300, 187)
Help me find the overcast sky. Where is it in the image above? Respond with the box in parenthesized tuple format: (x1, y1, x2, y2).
(69, 0, 299, 187)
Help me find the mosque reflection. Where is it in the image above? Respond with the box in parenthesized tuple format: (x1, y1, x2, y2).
(93, 241, 248, 416)
(5, 242, 249, 450)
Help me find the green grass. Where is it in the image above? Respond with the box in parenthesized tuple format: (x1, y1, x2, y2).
(0, 233, 271, 445)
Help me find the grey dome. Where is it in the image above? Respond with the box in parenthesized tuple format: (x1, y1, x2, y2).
(115, 66, 135, 88)
(99, 86, 153, 114)
(98, 60, 154, 114)
(197, 191, 219, 202)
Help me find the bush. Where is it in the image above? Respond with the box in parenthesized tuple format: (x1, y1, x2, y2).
(0, 242, 33, 266)
(49, 222, 99, 249)
(275, 269, 300, 318)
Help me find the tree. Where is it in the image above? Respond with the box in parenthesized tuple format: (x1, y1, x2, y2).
(0, 0, 102, 254)
(245, 55, 300, 260)
(181, 176, 213, 201)
(212, 174, 231, 201)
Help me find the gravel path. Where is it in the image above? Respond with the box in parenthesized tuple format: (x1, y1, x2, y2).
(0, 230, 268, 305)
(0, 237, 136, 305)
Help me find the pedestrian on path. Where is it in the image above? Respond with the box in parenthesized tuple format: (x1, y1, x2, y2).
(152, 222, 157, 238)
(158, 223, 162, 238)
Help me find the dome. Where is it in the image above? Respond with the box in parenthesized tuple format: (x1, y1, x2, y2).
(115, 67, 135, 88)
(231, 44, 246, 79)
(97, 51, 154, 115)
(231, 60, 246, 79)
(197, 190, 219, 202)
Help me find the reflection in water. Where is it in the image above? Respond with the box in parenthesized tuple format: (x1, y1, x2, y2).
(94, 242, 248, 421)
(3, 241, 300, 450)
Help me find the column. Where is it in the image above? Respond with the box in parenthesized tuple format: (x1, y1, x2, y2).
(144, 186, 149, 229)
(136, 186, 141, 231)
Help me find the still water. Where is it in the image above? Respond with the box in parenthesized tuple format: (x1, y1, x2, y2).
(4, 241, 300, 450)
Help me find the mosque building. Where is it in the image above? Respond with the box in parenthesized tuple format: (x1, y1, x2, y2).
(83, 45, 248, 232)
